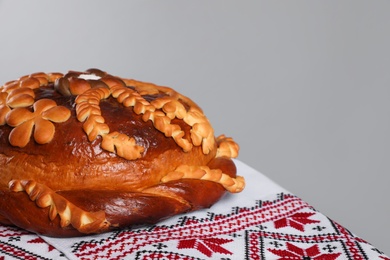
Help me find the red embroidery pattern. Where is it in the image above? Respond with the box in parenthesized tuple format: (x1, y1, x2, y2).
(28, 237, 56, 252)
(0, 193, 388, 259)
(247, 219, 372, 260)
(274, 212, 320, 232)
(0, 225, 65, 260)
(268, 242, 341, 260)
(72, 194, 308, 259)
(67, 193, 389, 260)
(177, 238, 233, 257)
(135, 251, 198, 260)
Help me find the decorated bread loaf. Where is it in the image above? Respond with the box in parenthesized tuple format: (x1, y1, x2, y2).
(0, 69, 245, 237)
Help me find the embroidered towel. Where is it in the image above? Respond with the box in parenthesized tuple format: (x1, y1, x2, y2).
(0, 160, 388, 259)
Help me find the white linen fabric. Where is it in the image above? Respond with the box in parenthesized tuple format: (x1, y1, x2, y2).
(0, 160, 387, 259)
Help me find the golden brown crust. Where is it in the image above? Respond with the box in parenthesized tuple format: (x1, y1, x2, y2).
(0, 69, 245, 237)
(9, 180, 110, 234)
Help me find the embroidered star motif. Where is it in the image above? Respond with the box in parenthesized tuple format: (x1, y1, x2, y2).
(177, 238, 233, 257)
(274, 212, 320, 232)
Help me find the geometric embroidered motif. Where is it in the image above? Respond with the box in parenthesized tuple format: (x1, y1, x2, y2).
(0, 225, 66, 260)
(68, 193, 388, 260)
(0, 193, 388, 259)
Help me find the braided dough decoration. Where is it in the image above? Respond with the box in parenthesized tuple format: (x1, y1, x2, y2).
(9, 180, 109, 234)
(0, 69, 217, 158)
(162, 165, 245, 193)
(216, 134, 240, 158)
(0, 92, 10, 125)
(0, 69, 245, 236)
(52, 70, 215, 159)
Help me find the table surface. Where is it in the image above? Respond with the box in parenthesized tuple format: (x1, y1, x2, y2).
(0, 160, 388, 260)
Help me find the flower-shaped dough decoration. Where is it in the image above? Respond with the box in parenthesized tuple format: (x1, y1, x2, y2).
(1, 73, 62, 126)
(5, 99, 71, 147)
(0, 69, 245, 237)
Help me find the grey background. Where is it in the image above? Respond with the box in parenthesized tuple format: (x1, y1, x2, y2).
(0, 0, 389, 254)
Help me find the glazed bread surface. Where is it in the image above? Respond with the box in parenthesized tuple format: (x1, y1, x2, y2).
(0, 69, 244, 237)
